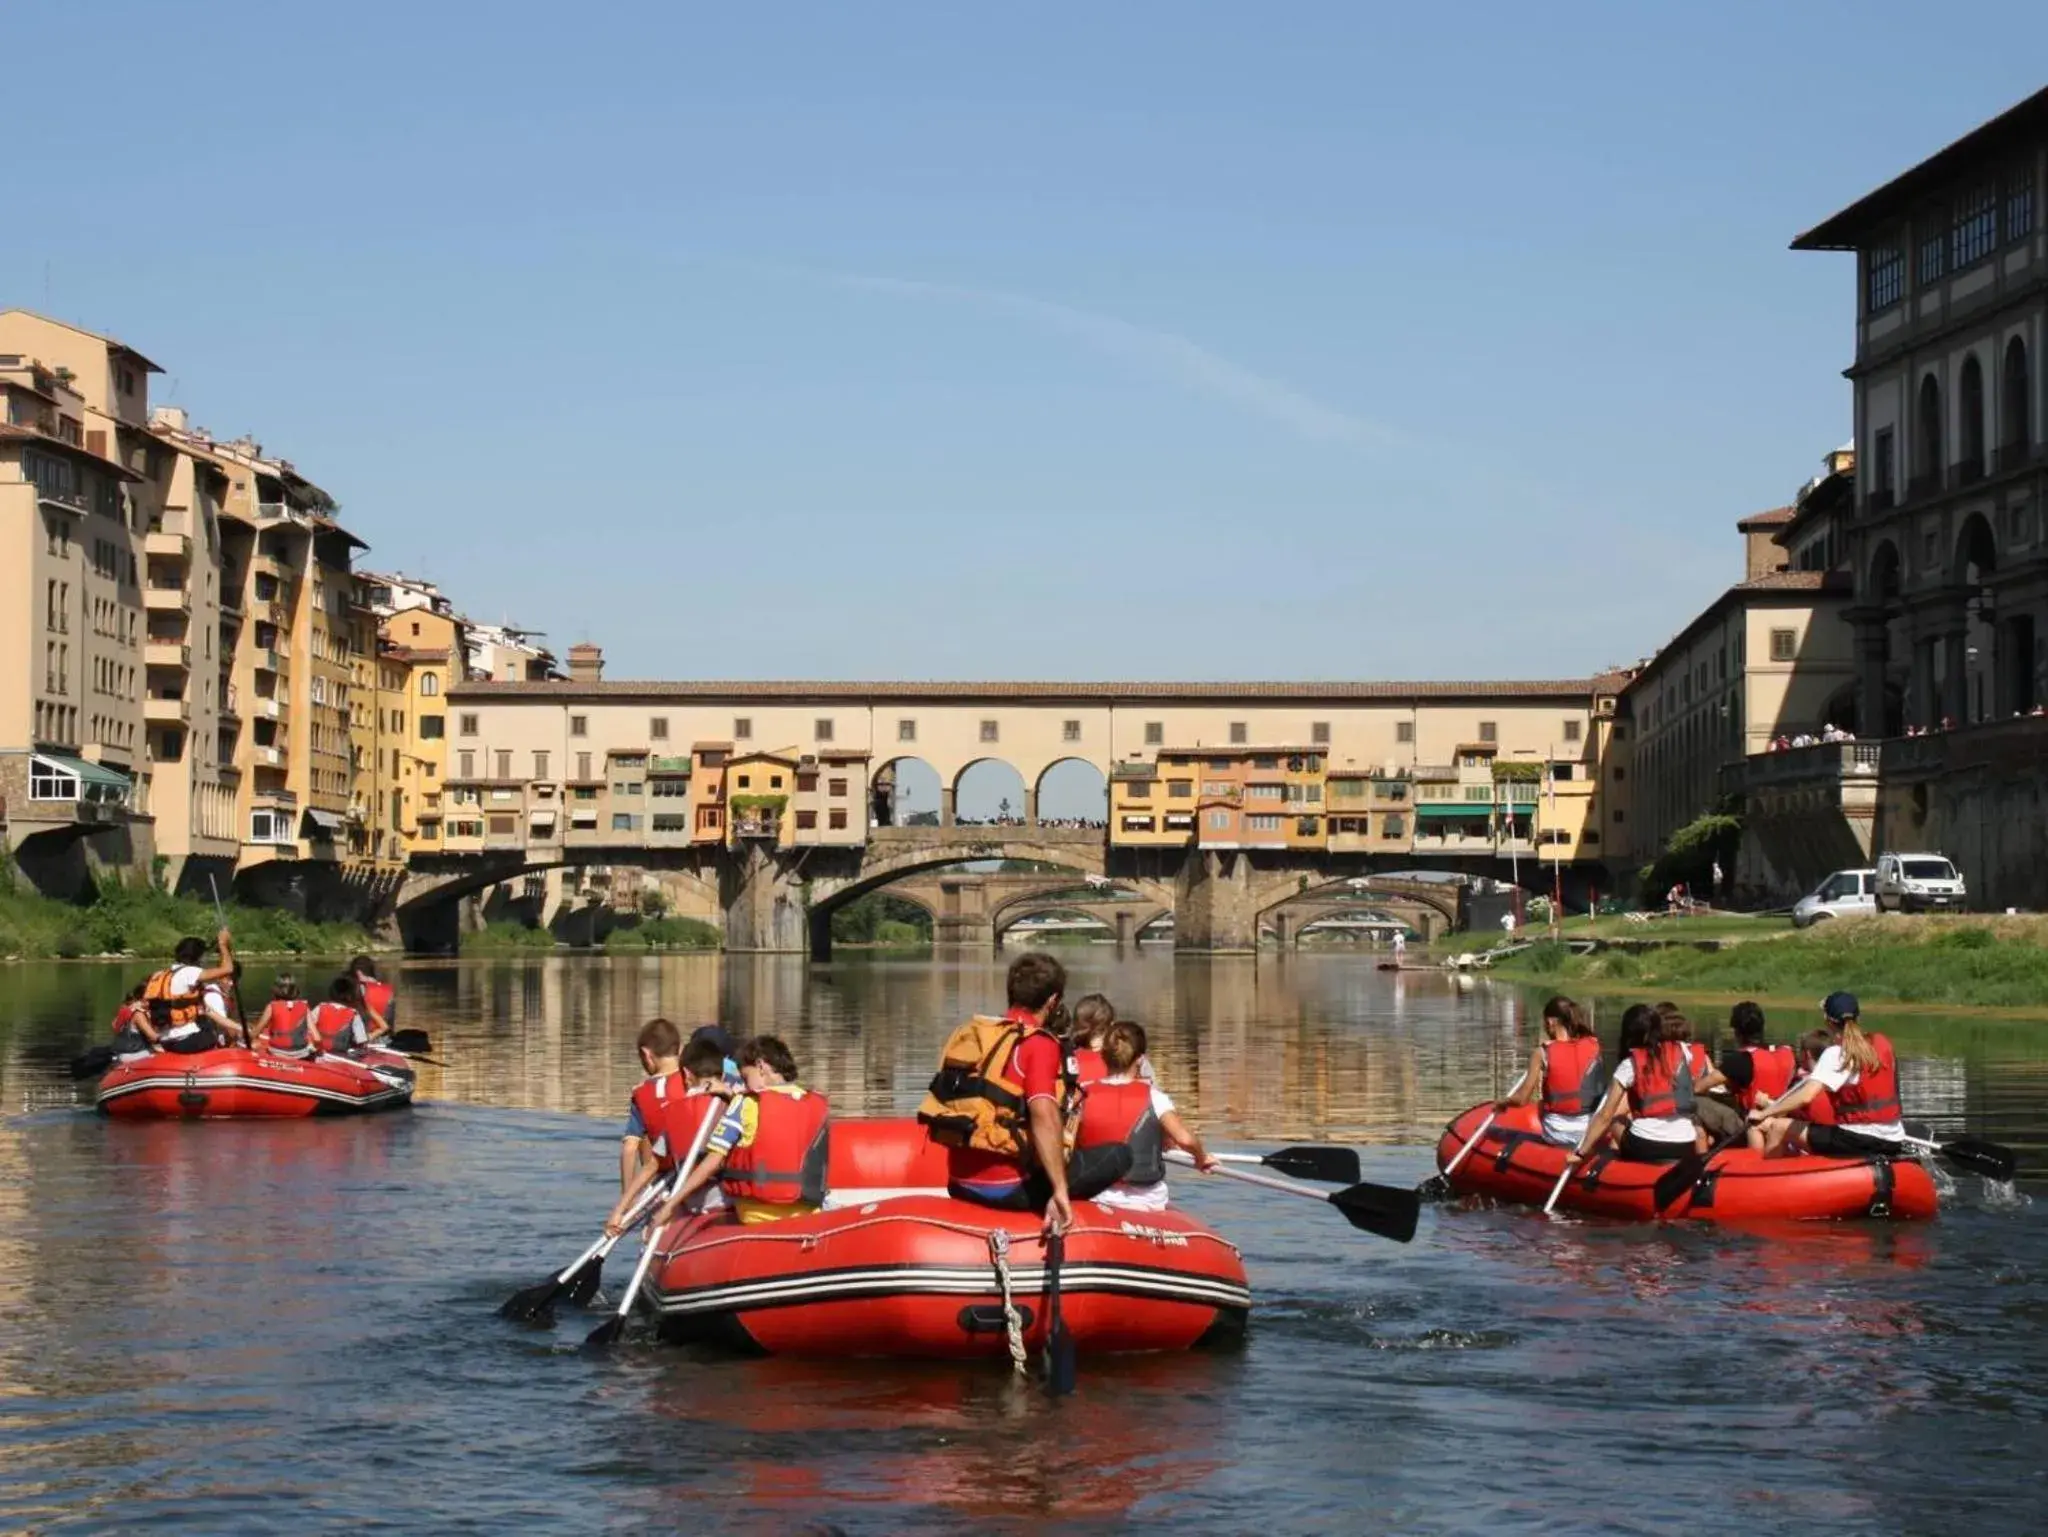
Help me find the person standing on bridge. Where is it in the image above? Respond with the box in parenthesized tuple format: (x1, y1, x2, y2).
(918, 953, 1130, 1233)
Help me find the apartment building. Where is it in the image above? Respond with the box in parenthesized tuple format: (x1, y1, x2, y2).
(1794, 85, 2047, 729)
(377, 606, 463, 856)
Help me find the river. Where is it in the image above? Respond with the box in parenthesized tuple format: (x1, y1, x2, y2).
(2, 951, 2043, 1533)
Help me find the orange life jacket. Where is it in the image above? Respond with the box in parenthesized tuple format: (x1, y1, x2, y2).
(1829, 1035, 1901, 1126)
(1075, 1078, 1164, 1184)
(142, 968, 203, 1031)
(1626, 1043, 1696, 1120)
(263, 999, 313, 1055)
(1541, 1036, 1607, 1117)
(357, 976, 395, 1026)
(917, 1015, 1077, 1160)
(311, 1001, 362, 1055)
(630, 1074, 722, 1174)
(721, 1088, 830, 1206)
(1737, 1044, 1796, 1113)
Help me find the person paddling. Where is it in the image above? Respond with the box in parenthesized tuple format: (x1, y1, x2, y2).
(310, 975, 385, 1057)
(918, 953, 1131, 1234)
(609, 1027, 732, 1236)
(652, 1036, 830, 1227)
(1565, 1003, 1700, 1166)
(253, 974, 313, 1057)
(1075, 1020, 1218, 1211)
(142, 930, 240, 1054)
(1657, 1003, 1741, 1150)
(350, 956, 396, 1031)
(1716, 1001, 1796, 1150)
(1749, 993, 1906, 1159)
(1495, 995, 1605, 1149)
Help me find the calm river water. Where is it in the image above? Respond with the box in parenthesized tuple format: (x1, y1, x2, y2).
(2, 952, 2044, 1533)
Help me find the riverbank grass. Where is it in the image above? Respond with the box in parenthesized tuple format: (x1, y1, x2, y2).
(1494, 915, 2048, 1012)
(0, 882, 380, 962)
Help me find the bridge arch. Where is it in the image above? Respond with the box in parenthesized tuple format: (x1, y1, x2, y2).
(870, 755, 942, 828)
(1257, 873, 1464, 930)
(1033, 756, 1108, 828)
(953, 757, 1029, 826)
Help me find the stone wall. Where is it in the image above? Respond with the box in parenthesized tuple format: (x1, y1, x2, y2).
(1875, 719, 2048, 912)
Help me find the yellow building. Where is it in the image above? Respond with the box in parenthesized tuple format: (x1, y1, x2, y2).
(725, 750, 799, 846)
(378, 606, 463, 856)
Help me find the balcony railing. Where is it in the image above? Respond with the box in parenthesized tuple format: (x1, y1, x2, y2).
(1719, 740, 1882, 797)
(144, 642, 191, 669)
(143, 585, 190, 613)
(144, 696, 190, 724)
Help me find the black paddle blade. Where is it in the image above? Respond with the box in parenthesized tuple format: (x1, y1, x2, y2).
(1329, 1180, 1421, 1243)
(70, 1046, 117, 1080)
(565, 1257, 605, 1309)
(1263, 1145, 1362, 1184)
(1043, 1230, 1076, 1398)
(1651, 1131, 1745, 1212)
(581, 1313, 628, 1350)
(389, 1029, 434, 1055)
(498, 1277, 566, 1322)
(1936, 1136, 2018, 1182)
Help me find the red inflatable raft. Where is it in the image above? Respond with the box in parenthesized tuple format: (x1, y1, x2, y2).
(95, 1046, 415, 1120)
(1435, 1103, 1937, 1222)
(646, 1118, 1251, 1358)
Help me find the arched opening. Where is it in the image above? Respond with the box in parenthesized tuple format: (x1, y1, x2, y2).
(1955, 513, 1999, 723)
(870, 756, 941, 827)
(1959, 353, 1986, 477)
(1916, 373, 1943, 491)
(954, 758, 1028, 827)
(998, 906, 1113, 947)
(1034, 757, 1107, 830)
(1867, 539, 1903, 602)
(2003, 336, 2032, 461)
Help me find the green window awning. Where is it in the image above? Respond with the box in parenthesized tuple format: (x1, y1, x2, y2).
(31, 753, 134, 804)
(1416, 802, 1496, 818)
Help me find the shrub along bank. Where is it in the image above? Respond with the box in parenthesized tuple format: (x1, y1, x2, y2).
(1491, 915, 2048, 1013)
(0, 882, 380, 962)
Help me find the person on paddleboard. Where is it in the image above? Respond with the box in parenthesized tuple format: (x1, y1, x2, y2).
(1075, 1020, 1218, 1211)
(1494, 995, 1605, 1149)
(916, 953, 1132, 1234)
(1748, 993, 1906, 1159)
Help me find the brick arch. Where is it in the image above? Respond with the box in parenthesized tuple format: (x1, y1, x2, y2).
(1256, 873, 1462, 929)
(994, 899, 1172, 941)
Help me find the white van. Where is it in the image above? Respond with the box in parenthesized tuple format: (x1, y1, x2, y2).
(1791, 868, 1877, 928)
(1875, 853, 1968, 913)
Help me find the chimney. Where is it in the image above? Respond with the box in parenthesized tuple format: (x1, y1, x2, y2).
(567, 642, 604, 684)
(150, 405, 188, 432)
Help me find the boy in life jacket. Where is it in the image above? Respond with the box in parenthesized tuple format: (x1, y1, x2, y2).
(1076, 1020, 1217, 1212)
(310, 975, 383, 1056)
(1791, 1029, 1837, 1128)
(1495, 995, 1605, 1148)
(653, 1035, 830, 1228)
(349, 955, 396, 1031)
(253, 973, 313, 1057)
(1750, 993, 1905, 1159)
(1714, 1001, 1798, 1150)
(918, 952, 1132, 1234)
(143, 930, 240, 1054)
(110, 983, 155, 1060)
(608, 1025, 733, 1236)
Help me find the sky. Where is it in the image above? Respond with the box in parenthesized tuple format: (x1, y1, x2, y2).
(9, 3, 2046, 685)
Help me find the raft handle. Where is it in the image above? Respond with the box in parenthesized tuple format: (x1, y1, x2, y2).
(959, 1303, 1035, 1335)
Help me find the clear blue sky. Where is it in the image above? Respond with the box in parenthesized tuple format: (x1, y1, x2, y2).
(10, 3, 2045, 682)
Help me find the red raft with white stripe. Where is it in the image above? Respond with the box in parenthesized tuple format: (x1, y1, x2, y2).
(1435, 1102, 1938, 1221)
(646, 1118, 1251, 1358)
(95, 1045, 416, 1120)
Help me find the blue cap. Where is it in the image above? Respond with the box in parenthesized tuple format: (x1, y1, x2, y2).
(1822, 991, 1860, 1022)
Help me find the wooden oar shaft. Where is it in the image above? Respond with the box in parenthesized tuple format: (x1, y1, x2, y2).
(1442, 1112, 1498, 1178)
(607, 1092, 725, 1324)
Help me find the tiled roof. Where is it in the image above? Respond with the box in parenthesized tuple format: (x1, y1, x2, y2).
(451, 678, 1613, 703)
(1737, 506, 1796, 531)
(1738, 569, 1842, 592)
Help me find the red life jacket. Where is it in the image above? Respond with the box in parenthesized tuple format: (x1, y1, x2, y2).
(1075, 1078, 1165, 1184)
(629, 1074, 722, 1174)
(356, 976, 395, 1027)
(264, 999, 313, 1054)
(1829, 1034, 1901, 1126)
(311, 1001, 362, 1054)
(1626, 1043, 1696, 1120)
(110, 1002, 138, 1036)
(1737, 1044, 1796, 1113)
(721, 1088, 831, 1205)
(1073, 1046, 1109, 1087)
(1541, 1037, 1607, 1117)
(1685, 1043, 1711, 1081)
(1799, 1078, 1837, 1125)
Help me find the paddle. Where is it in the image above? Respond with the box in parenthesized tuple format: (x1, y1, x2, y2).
(1043, 1228, 1076, 1398)
(1651, 1129, 1747, 1213)
(498, 1176, 666, 1323)
(206, 876, 251, 1049)
(70, 1044, 119, 1080)
(388, 1029, 435, 1056)
(583, 1093, 724, 1349)
(1167, 1151, 1420, 1243)
(1426, 1111, 1500, 1198)
(1901, 1133, 2018, 1182)
(1213, 1145, 1361, 1184)
(1540, 1158, 1576, 1216)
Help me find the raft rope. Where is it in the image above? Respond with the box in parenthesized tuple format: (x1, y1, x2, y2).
(986, 1228, 1030, 1377)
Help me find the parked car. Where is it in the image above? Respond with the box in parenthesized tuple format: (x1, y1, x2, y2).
(1792, 868, 1877, 928)
(1875, 852, 1968, 913)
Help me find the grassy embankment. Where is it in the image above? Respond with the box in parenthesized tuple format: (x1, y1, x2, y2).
(0, 882, 380, 962)
(1490, 914, 2048, 1014)
(461, 916, 724, 954)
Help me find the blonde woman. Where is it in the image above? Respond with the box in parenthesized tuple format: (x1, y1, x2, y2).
(1749, 993, 1905, 1158)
